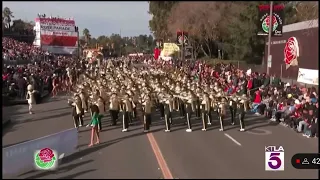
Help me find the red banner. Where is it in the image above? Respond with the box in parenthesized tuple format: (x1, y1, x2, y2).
(41, 35, 77, 46)
(35, 17, 77, 47)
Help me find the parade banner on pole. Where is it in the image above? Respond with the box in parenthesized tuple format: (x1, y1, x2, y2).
(297, 68, 319, 85)
(3, 128, 78, 175)
(176, 31, 189, 45)
(160, 43, 180, 61)
(257, 4, 284, 36)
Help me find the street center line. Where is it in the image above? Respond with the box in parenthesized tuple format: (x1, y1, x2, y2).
(147, 133, 173, 179)
(224, 133, 242, 146)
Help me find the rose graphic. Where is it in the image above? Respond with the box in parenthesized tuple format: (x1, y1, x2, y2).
(34, 148, 56, 170)
(284, 37, 299, 66)
(262, 15, 278, 33)
(39, 148, 54, 162)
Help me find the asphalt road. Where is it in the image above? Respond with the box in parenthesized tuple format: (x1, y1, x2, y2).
(3, 96, 318, 179)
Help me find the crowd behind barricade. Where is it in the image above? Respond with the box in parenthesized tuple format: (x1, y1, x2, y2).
(2, 37, 83, 104)
(151, 58, 319, 138)
(2, 37, 50, 64)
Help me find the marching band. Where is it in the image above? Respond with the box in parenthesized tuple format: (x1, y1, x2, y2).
(68, 60, 250, 133)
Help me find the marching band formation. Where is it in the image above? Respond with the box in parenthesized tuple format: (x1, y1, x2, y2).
(68, 59, 251, 133)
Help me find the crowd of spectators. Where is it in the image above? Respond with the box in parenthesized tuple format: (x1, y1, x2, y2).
(2, 37, 49, 64)
(2, 37, 80, 104)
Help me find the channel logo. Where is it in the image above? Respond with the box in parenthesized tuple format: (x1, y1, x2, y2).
(265, 146, 284, 171)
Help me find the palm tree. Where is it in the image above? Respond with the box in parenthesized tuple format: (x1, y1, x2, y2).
(82, 28, 91, 46)
(2, 7, 14, 29)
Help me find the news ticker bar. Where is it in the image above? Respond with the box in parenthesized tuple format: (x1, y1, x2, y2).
(291, 153, 320, 169)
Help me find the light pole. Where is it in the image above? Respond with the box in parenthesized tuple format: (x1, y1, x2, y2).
(75, 26, 80, 60)
(266, 1, 273, 75)
(119, 29, 122, 57)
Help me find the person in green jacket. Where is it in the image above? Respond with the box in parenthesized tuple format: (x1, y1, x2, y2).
(87, 104, 102, 147)
(271, 75, 281, 87)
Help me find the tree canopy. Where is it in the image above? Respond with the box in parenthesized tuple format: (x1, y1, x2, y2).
(79, 28, 155, 56)
(3, 2, 318, 59)
(148, 1, 318, 63)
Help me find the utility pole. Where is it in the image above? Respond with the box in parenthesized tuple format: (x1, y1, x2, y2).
(266, 1, 273, 75)
(119, 29, 122, 57)
(182, 31, 185, 62)
(76, 26, 80, 60)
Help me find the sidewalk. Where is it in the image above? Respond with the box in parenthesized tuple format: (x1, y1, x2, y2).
(3, 90, 50, 106)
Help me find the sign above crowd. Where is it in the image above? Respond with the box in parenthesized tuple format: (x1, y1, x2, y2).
(33, 17, 78, 55)
(257, 4, 284, 36)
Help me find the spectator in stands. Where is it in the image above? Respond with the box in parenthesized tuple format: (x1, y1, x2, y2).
(17, 75, 27, 99)
(2, 37, 79, 103)
(251, 89, 262, 114)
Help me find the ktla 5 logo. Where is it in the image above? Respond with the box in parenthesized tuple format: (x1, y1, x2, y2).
(265, 146, 284, 171)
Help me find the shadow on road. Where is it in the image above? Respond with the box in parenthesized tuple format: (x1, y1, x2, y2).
(22, 160, 94, 179)
(244, 121, 279, 131)
(13, 106, 70, 116)
(15, 112, 71, 124)
(57, 169, 97, 179)
(2, 122, 18, 137)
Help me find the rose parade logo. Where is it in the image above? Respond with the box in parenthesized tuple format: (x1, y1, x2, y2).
(284, 37, 299, 69)
(34, 148, 58, 170)
(262, 15, 278, 33)
(258, 5, 284, 36)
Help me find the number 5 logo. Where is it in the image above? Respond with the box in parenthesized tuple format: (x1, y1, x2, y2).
(268, 153, 282, 169)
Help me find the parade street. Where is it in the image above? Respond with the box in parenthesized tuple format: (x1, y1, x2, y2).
(3, 96, 318, 179)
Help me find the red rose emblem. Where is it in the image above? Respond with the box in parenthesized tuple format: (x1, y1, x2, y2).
(39, 148, 54, 162)
(284, 37, 299, 65)
(265, 15, 277, 27)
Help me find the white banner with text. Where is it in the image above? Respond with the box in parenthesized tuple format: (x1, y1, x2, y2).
(297, 68, 319, 85)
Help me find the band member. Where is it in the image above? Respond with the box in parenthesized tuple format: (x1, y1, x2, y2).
(157, 88, 166, 119)
(121, 93, 133, 131)
(68, 94, 84, 128)
(209, 93, 217, 123)
(26, 84, 37, 114)
(178, 88, 187, 118)
(142, 95, 152, 132)
(229, 96, 238, 125)
(109, 93, 120, 126)
(96, 96, 105, 114)
(238, 94, 248, 131)
(195, 88, 201, 118)
(166, 93, 174, 125)
(185, 90, 195, 132)
(201, 93, 211, 131)
(132, 88, 139, 119)
(218, 97, 227, 131)
(164, 94, 173, 132)
(159, 97, 165, 119)
(80, 90, 89, 113)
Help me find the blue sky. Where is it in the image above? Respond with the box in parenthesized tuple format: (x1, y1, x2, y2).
(3, 1, 152, 38)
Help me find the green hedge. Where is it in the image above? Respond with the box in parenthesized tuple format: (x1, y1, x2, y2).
(199, 58, 247, 66)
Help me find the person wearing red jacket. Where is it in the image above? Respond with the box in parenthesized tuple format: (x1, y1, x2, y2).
(251, 90, 262, 114)
(290, 102, 302, 130)
(247, 77, 253, 90)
